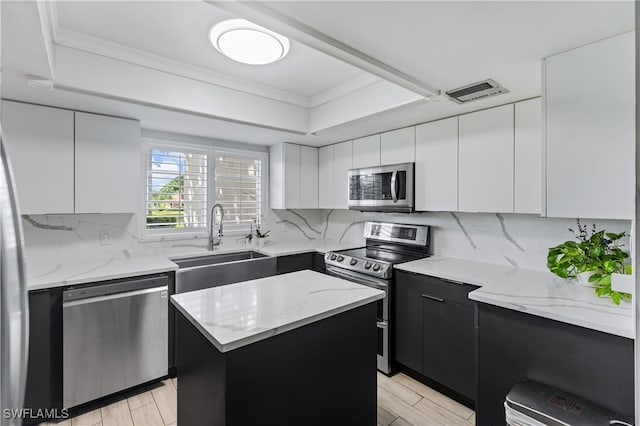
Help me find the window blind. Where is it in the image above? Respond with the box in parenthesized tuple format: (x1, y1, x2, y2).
(214, 154, 263, 234)
(146, 148, 208, 231)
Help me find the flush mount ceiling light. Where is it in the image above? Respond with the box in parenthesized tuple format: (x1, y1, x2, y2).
(209, 19, 290, 65)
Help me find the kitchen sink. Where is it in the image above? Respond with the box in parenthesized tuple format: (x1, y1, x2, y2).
(173, 250, 276, 294)
(173, 251, 268, 269)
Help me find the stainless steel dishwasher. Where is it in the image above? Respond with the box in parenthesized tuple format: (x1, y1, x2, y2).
(62, 274, 169, 409)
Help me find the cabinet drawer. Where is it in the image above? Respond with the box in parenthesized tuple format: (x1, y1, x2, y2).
(398, 271, 478, 307)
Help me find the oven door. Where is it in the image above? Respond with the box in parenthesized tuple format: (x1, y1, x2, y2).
(348, 163, 414, 213)
(325, 265, 391, 373)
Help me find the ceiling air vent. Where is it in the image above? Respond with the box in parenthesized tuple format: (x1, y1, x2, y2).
(446, 79, 508, 104)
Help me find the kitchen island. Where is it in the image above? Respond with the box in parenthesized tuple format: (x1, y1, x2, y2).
(170, 269, 385, 426)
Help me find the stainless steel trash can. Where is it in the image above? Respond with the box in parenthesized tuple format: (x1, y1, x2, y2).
(504, 381, 633, 426)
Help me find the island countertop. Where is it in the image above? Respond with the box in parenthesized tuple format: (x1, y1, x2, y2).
(170, 269, 385, 352)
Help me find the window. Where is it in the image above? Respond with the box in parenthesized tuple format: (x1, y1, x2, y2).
(146, 148, 208, 232)
(144, 142, 266, 238)
(213, 153, 264, 234)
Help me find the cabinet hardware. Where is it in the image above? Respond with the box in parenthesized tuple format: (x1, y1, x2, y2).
(441, 278, 465, 286)
(422, 294, 445, 303)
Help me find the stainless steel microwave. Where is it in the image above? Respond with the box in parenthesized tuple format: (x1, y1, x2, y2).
(347, 162, 414, 212)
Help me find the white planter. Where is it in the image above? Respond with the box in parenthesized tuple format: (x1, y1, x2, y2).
(255, 238, 265, 248)
(611, 273, 634, 295)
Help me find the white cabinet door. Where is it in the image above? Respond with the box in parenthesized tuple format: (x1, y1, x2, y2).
(545, 32, 634, 219)
(381, 127, 415, 164)
(300, 145, 318, 208)
(284, 143, 301, 209)
(332, 141, 353, 209)
(75, 112, 140, 213)
(352, 134, 380, 168)
(1, 101, 75, 214)
(415, 117, 458, 211)
(269, 143, 285, 209)
(318, 145, 333, 209)
(459, 104, 514, 213)
(514, 98, 542, 214)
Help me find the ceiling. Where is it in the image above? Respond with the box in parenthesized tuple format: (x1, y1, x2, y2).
(53, 1, 369, 102)
(1, 1, 635, 147)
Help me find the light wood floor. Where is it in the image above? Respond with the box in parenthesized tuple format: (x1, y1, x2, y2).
(44, 373, 475, 426)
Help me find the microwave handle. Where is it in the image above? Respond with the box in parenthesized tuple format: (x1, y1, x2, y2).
(390, 170, 398, 202)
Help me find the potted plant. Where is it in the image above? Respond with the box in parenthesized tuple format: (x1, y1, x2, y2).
(547, 220, 631, 305)
(253, 217, 270, 247)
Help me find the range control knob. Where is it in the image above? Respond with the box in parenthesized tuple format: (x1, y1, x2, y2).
(350, 259, 358, 266)
(337, 255, 344, 262)
(372, 263, 381, 272)
(364, 261, 372, 269)
(330, 254, 337, 261)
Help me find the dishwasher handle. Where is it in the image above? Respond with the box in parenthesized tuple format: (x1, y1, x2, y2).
(63, 274, 169, 302)
(63, 286, 168, 308)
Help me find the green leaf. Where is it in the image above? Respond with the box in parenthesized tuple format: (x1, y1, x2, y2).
(588, 273, 602, 282)
(611, 292, 621, 305)
(624, 264, 633, 275)
(598, 275, 612, 286)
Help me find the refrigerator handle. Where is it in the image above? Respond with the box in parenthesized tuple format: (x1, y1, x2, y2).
(0, 135, 29, 423)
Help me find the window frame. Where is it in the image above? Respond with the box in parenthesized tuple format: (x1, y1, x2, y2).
(140, 138, 268, 241)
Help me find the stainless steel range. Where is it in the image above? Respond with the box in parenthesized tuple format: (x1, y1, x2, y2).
(325, 222, 430, 374)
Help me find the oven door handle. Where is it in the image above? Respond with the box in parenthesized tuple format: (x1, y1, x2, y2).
(325, 266, 388, 291)
(377, 320, 388, 329)
(390, 170, 398, 203)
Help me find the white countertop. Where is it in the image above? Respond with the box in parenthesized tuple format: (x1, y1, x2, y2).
(26, 239, 363, 290)
(170, 269, 385, 352)
(27, 256, 178, 291)
(395, 256, 634, 339)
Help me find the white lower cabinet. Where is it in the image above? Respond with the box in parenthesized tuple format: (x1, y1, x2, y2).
(458, 104, 514, 213)
(2, 101, 75, 214)
(415, 117, 458, 211)
(75, 112, 141, 214)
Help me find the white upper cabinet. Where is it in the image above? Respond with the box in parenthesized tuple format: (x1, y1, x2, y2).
(2, 101, 75, 214)
(74, 112, 141, 213)
(545, 32, 634, 220)
(318, 145, 333, 209)
(415, 117, 458, 212)
(332, 140, 353, 209)
(459, 104, 514, 213)
(352, 134, 381, 169)
(283, 143, 301, 209)
(381, 127, 415, 165)
(300, 145, 319, 209)
(514, 98, 542, 214)
(269, 143, 318, 209)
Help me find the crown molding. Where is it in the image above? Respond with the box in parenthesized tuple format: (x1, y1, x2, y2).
(309, 73, 381, 108)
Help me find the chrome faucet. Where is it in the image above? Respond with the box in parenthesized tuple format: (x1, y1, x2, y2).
(208, 203, 225, 251)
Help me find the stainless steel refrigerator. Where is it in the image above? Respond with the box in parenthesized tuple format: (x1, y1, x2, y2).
(0, 132, 29, 426)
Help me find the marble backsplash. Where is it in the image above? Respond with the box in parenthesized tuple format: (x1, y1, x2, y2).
(21, 209, 631, 278)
